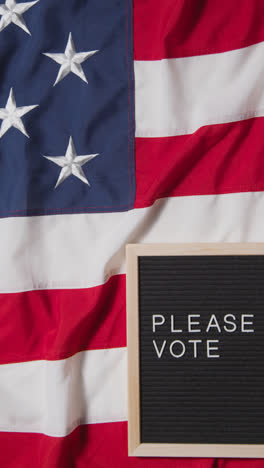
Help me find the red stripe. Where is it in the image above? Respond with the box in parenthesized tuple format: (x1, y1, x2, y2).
(0, 275, 126, 364)
(0, 422, 214, 468)
(134, 0, 264, 60)
(135, 118, 264, 208)
(0, 422, 263, 468)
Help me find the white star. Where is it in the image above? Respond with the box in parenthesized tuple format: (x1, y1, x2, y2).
(0, 88, 38, 138)
(43, 32, 98, 86)
(0, 0, 39, 35)
(43, 136, 99, 189)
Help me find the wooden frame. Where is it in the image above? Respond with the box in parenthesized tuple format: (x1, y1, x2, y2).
(126, 243, 264, 458)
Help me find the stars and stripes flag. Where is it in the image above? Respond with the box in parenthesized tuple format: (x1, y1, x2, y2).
(0, 0, 264, 467)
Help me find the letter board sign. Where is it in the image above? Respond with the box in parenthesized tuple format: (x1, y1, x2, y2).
(126, 243, 264, 458)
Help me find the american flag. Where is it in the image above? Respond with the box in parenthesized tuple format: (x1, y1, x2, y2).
(0, 0, 263, 467)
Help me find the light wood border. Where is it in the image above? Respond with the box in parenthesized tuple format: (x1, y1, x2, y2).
(126, 243, 264, 458)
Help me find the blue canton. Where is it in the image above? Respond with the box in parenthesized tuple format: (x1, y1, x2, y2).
(0, 0, 135, 217)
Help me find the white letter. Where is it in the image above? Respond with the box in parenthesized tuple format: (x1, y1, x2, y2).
(223, 314, 237, 333)
(171, 315, 182, 333)
(170, 340, 186, 358)
(153, 340, 167, 358)
(152, 314, 165, 333)
(207, 340, 220, 358)
(188, 340, 202, 358)
(206, 314, 221, 333)
(241, 314, 254, 333)
(188, 315, 201, 332)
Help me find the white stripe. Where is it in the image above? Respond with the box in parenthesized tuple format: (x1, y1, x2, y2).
(0, 348, 127, 437)
(135, 41, 264, 137)
(1, 191, 264, 293)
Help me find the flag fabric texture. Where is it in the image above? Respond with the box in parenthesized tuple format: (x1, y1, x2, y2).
(0, 0, 264, 467)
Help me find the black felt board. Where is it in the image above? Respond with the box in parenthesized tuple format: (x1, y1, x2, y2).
(138, 255, 264, 444)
